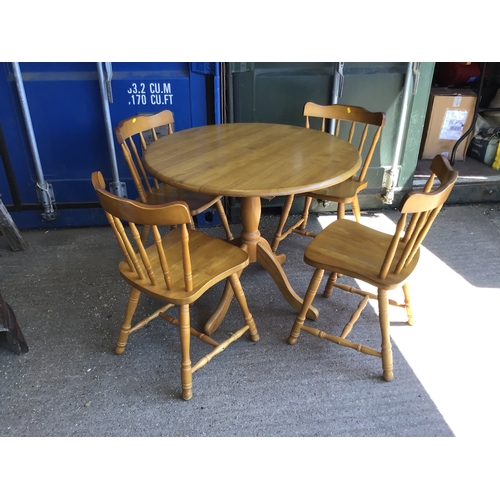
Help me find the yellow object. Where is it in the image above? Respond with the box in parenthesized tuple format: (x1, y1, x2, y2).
(492, 141, 500, 170)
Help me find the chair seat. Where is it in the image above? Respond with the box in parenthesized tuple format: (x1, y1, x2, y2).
(304, 219, 420, 290)
(306, 178, 368, 203)
(143, 183, 222, 215)
(119, 229, 248, 304)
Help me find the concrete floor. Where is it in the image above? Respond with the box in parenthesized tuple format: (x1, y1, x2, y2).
(0, 204, 500, 436)
(1, 202, 499, 495)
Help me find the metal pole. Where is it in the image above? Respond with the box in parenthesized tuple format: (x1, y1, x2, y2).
(96, 62, 126, 197)
(381, 62, 417, 204)
(12, 62, 56, 220)
(328, 62, 344, 134)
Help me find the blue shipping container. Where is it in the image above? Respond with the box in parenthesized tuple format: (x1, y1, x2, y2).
(0, 62, 216, 228)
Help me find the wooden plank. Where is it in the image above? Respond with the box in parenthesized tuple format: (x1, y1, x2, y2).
(0, 199, 28, 251)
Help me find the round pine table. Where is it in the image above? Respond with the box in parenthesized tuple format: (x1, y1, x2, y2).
(144, 122, 361, 333)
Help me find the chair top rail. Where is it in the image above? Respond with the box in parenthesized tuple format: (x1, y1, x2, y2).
(115, 110, 174, 143)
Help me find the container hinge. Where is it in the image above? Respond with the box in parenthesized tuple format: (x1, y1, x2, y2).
(109, 181, 127, 198)
(381, 165, 400, 205)
(36, 181, 56, 221)
(104, 62, 113, 103)
(336, 62, 344, 99)
(412, 62, 421, 95)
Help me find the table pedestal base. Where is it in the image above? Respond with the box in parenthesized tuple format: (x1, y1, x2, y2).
(203, 197, 319, 335)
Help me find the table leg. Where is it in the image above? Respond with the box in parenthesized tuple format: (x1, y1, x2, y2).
(256, 238, 318, 321)
(203, 196, 318, 335)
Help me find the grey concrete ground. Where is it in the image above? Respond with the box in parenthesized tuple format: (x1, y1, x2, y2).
(1, 203, 499, 439)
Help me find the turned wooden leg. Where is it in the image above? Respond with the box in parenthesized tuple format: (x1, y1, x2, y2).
(271, 194, 294, 253)
(179, 304, 193, 400)
(240, 196, 261, 262)
(351, 196, 361, 222)
(115, 287, 141, 354)
(323, 272, 338, 298)
(298, 196, 313, 231)
(140, 225, 151, 244)
(337, 202, 345, 220)
(402, 282, 414, 326)
(288, 268, 324, 345)
(322, 203, 347, 296)
(215, 198, 234, 241)
(229, 273, 259, 342)
(204, 196, 261, 335)
(378, 289, 394, 381)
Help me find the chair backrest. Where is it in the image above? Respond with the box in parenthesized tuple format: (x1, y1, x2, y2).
(379, 155, 458, 279)
(92, 171, 194, 292)
(115, 110, 175, 203)
(303, 102, 386, 183)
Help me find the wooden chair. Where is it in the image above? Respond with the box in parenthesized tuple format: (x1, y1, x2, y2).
(271, 102, 386, 253)
(288, 155, 458, 382)
(115, 110, 233, 241)
(91, 171, 258, 400)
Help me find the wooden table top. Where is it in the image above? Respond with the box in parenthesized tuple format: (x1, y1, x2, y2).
(143, 123, 361, 199)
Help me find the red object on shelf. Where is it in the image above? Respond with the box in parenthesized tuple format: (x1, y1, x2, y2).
(435, 63, 489, 86)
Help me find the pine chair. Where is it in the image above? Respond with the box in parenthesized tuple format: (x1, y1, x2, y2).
(288, 155, 457, 382)
(92, 171, 258, 400)
(271, 102, 386, 253)
(115, 110, 233, 241)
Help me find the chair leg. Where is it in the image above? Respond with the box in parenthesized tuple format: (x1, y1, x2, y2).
(378, 289, 394, 381)
(298, 196, 313, 231)
(215, 199, 234, 241)
(115, 287, 141, 354)
(229, 273, 259, 341)
(323, 272, 338, 298)
(288, 268, 324, 345)
(271, 194, 294, 253)
(402, 283, 414, 326)
(351, 196, 361, 223)
(322, 202, 348, 296)
(140, 225, 151, 243)
(178, 303, 193, 400)
(337, 202, 345, 220)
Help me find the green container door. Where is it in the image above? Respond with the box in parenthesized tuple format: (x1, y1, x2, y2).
(226, 62, 434, 217)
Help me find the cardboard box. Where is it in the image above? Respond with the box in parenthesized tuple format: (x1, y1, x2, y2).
(420, 87, 477, 161)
